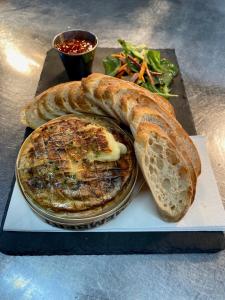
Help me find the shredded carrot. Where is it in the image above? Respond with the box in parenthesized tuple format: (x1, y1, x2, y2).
(111, 53, 125, 59)
(139, 60, 147, 81)
(117, 63, 128, 74)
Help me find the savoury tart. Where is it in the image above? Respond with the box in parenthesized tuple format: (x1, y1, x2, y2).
(16, 113, 137, 227)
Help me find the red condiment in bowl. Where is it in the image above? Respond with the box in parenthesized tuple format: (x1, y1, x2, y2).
(55, 39, 95, 55)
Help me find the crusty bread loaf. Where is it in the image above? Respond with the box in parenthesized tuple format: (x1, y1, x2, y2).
(21, 73, 201, 221)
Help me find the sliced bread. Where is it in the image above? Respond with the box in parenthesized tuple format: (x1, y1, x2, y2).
(135, 123, 193, 221)
(130, 104, 201, 176)
(130, 106, 196, 202)
(22, 101, 46, 129)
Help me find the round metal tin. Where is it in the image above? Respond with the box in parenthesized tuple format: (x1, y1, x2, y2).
(16, 113, 138, 230)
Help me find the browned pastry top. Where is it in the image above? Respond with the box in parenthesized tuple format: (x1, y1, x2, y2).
(17, 114, 134, 213)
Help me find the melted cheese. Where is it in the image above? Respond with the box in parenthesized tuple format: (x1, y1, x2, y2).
(86, 127, 127, 162)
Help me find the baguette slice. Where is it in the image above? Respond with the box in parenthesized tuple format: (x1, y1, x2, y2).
(130, 106, 196, 202)
(81, 73, 121, 121)
(36, 83, 67, 119)
(21, 80, 105, 129)
(21, 101, 46, 129)
(130, 105, 201, 176)
(43, 88, 67, 117)
(54, 81, 79, 113)
(68, 85, 105, 116)
(82, 73, 176, 120)
(118, 90, 177, 125)
(37, 95, 58, 120)
(135, 123, 193, 221)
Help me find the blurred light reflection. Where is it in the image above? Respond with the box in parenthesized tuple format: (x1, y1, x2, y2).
(4, 43, 39, 74)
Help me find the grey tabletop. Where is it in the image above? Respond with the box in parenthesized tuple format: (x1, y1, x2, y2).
(1, 0, 225, 299)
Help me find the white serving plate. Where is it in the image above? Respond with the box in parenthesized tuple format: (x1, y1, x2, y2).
(4, 136, 225, 232)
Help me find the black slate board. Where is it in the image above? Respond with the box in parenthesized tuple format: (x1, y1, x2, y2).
(0, 48, 224, 255)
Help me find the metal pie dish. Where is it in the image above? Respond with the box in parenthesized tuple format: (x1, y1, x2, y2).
(16, 113, 138, 230)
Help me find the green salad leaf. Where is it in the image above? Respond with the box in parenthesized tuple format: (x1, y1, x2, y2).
(161, 58, 178, 75)
(146, 50, 162, 72)
(103, 56, 121, 76)
(159, 71, 175, 86)
(146, 51, 178, 75)
(118, 39, 145, 61)
(102, 39, 179, 99)
(142, 81, 177, 99)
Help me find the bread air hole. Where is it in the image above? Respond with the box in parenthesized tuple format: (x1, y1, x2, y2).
(149, 165, 154, 174)
(148, 138, 153, 145)
(161, 193, 165, 199)
(153, 168, 157, 174)
(152, 143, 163, 153)
(162, 178, 171, 190)
(156, 157, 163, 169)
(166, 148, 179, 165)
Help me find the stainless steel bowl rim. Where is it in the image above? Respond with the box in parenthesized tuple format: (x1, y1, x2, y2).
(52, 29, 98, 56)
